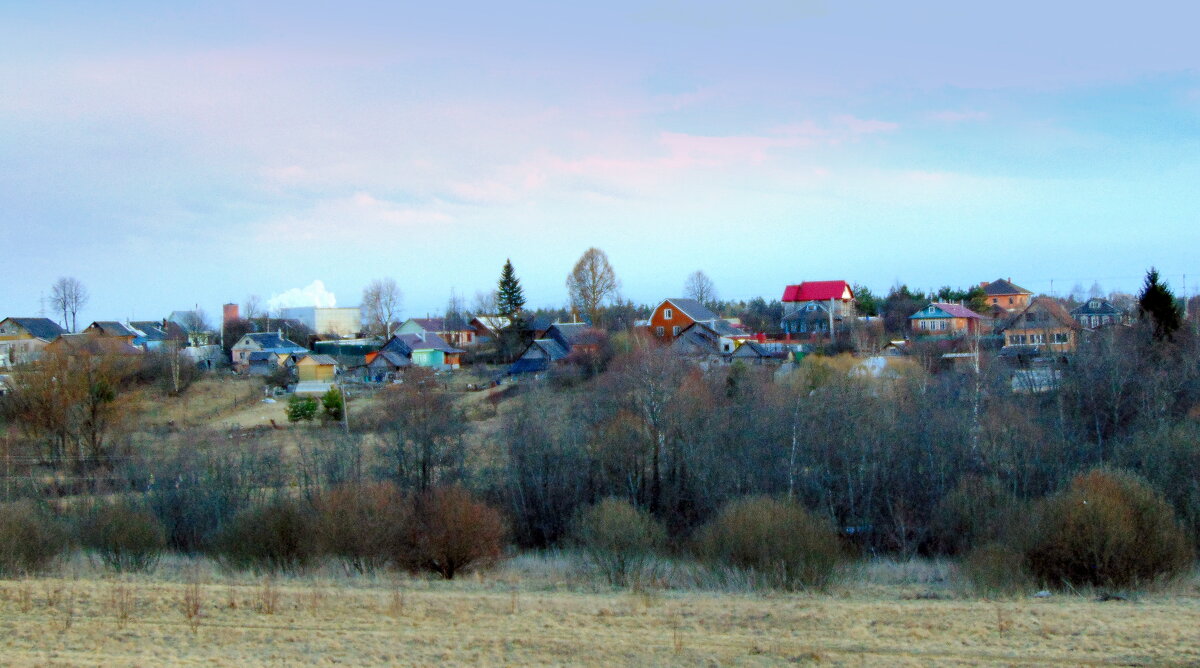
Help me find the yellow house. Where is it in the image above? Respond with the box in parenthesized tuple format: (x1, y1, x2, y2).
(0, 317, 65, 367)
(1000, 298, 1081, 353)
(295, 353, 338, 382)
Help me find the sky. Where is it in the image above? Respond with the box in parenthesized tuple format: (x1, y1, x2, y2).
(3, 1, 1199, 326)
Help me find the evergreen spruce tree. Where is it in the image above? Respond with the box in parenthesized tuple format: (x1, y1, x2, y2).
(495, 259, 529, 362)
(497, 259, 526, 318)
(1138, 267, 1183, 341)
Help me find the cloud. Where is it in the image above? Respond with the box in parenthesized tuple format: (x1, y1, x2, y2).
(929, 109, 990, 123)
(268, 280, 338, 310)
(254, 192, 454, 241)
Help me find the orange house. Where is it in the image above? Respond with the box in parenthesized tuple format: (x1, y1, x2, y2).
(980, 278, 1033, 314)
(648, 298, 721, 343)
(1000, 298, 1081, 352)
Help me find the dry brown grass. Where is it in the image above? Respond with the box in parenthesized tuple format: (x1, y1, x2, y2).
(0, 564, 1197, 666)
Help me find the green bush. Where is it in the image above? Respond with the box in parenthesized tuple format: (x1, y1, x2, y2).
(693, 496, 843, 591)
(930, 476, 1019, 556)
(1024, 468, 1193, 589)
(321, 386, 345, 422)
(570, 498, 665, 587)
(314, 481, 409, 573)
(286, 396, 318, 422)
(0, 501, 68, 576)
(214, 498, 317, 574)
(78, 500, 167, 573)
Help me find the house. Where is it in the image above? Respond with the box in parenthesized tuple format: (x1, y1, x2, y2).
(670, 319, 755, 362)
(84, 321, 140, 346)
(128, 321, 178, 351)
(729, 340, 776, 365)
(246, 351, 284, 376)
(1070, 298, 1128, 329)
(44, 332, 142, 357)
(509, 338, 570, 374)
(647, 298, 729, 342)
(980, 278, 1033, 314)
(781, 300, 842, 338)
(0, 317, 66, 368)
(782, 281, 855, 318)
(231, 332, 308, 369)
(295, 353, 338, 382)
(999, 297, 1081, 352)
(364, 351, 410, 382)
(910, 303, 988, 336)
(469, 316, 511, 344)
(374, 332, 465, 369)
(167, 310, 216, 346)
(397, 317, 477, 348)
(507, 322, 608, 374)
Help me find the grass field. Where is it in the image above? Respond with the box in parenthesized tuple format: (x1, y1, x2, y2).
(2, 557, 1197, 666)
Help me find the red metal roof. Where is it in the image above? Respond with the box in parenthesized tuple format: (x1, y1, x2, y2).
(782, 281, 853, 302)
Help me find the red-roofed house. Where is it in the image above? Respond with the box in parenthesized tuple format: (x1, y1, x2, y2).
(910, 303, 988, 336)
(781, 281, 856, 338)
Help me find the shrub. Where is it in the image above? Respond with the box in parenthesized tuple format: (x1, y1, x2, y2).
(930, 476, 1019, 556)
(406, 486, 506, 579)
(313, 481, 409, 573)
(693, 496, 843, 591)
(214, 498, 317, 574)
(569, 498, 665, 587)
(286, 396, 318, 422)
(78, 500, 167, 573)
(0, 501, 68, 576)
(321, 387, 345, 422)
(961, 542, 1033, 595)
(1024, 468, 1193, 589)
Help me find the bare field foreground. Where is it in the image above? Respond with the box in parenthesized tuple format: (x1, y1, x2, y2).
(0, 558, 1198, 666)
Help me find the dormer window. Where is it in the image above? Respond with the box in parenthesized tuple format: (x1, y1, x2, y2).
(664, 308, 673, 320)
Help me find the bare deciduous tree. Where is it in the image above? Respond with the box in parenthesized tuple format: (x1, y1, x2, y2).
(50, 277, 89, 332)
(683, 270, 717, 308)
(566, 247, 619, 325)
(243, 295, 264, 320)
(362, 278, 403, 338)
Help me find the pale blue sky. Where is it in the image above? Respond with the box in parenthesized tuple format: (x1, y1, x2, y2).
(3, 1, 1199, 323)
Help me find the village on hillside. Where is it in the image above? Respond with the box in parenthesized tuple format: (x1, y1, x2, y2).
(0, 262, 1180, 401)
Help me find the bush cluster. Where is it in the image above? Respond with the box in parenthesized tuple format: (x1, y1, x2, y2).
(962, 468, 1193, 592)
(78, 501, 167, 573)
(692, 496, 844, 591)
(570, 498, 665, 587)
(0, 501, 68, 576)
(210, 484, 506, 578)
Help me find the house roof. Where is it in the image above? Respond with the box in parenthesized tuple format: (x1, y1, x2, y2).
(383, 332, 465, 355)
(297, 353, 339, 365)
(1001, 297, 1080, 332)
(49, 333, 142, 356)
(247, 351, 279, 362)
(731, 340, 772, 358)
(237, 332, 306, 351)
(671, 322, 724, 356)
(706, 319, 750, 337)
(471, 315, 511, 334)
(2, 317, 65, 341)
(1070, 298, 1125, 316)
(89, 321, 139, 338)
(129, 321, 169, 341)
(981, 278, 1032, 297)
(661, 298, 719, 322)
(533, 338, 570, 361)
(910, 303, 986, 320)
(407, 317, 447, 332)
(782, 281, 854, 302)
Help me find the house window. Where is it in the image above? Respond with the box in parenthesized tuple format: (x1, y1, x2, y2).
(723, 343, 731, 352)
(1052, 332, 1069, 344)
(1008, 297, 1014, 305)
(663, 308, 673, 321)
(672, 326, 681, 336)
(1030, 333, 1046, 344)
(992, 298, 998, 304)
(655, 326, 664, 337)
(1010, 334, 1026, 345)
